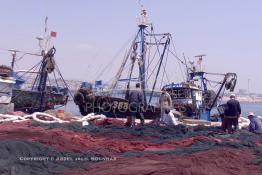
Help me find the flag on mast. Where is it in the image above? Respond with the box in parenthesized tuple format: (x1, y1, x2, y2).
(50, 31, 57, 37)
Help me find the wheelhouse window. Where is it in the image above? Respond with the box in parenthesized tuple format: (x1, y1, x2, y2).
(168, 89, 191, 99)
(192, 90, 202, 101)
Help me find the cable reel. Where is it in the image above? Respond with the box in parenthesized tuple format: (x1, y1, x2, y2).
(44, 47, 56, 73)
(225, 74, 237, 92)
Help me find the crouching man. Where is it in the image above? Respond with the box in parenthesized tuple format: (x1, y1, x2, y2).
(247, 112, 262, 134)
(160, 109, 178, 126)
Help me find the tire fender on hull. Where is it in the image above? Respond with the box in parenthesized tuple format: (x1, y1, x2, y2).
(74, 92, 85, 105)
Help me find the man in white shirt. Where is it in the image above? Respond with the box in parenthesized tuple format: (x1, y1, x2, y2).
(160, 109, 178, 126)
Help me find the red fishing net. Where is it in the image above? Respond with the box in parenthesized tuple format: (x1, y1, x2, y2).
(0, 118, 261, 175)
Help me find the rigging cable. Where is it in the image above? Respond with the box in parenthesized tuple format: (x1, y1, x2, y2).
(11, 61, 43, 101)
(54, 62, 74, 99)
(170, 37, 187, 81)
(144, 28, 165, 80)
(160, 49, 168, 88)
(160, 44, 171, 88)
(53, 69, 59, 89)
(94, 35, 135, 81)
(145, 35, 166, 82)
(109, 30, 141, 91)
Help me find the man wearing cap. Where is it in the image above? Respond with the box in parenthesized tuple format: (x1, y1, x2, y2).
(224, 94, 241, 133)
(247, 112, 262, 134)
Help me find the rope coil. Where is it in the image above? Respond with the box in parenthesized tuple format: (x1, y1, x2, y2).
(0, 112, 107, 126)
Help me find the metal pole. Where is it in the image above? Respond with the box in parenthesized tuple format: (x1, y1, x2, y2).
(11, 52, 16, 70)
(248, 78, 250, 96)
(38, 57, 48, 112)
(139, 26, 147, 105)
(148, 36, 170, 104)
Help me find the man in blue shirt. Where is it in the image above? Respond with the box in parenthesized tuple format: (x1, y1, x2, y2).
(248, 112, 262, 134)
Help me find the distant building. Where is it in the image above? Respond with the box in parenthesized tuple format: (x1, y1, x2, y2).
(239, 89, 247, 95)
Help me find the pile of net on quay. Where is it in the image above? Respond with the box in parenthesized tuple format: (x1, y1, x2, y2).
(0, 110, 261, 175)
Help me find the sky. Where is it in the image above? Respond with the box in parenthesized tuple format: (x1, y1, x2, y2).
(0, 0, 262, 93)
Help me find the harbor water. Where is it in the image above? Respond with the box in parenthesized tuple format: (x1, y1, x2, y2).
(62, 101, 262, 117)
(240, 102, 262, 117)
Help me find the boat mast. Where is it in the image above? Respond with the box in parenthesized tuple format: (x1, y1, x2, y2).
(36, 17, 56, 111)
(112, 7, 149, 104)
(138, 7, 149, 105)
(37, 47, 56, 111)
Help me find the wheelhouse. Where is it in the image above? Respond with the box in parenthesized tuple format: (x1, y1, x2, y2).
(162, 83, 203, 117)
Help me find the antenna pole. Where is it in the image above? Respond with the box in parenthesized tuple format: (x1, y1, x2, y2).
(248, 78, 250, 96)
(11, 51, 16, 70)
(194, 54, 207, 91)
(183, 53, 190, 82)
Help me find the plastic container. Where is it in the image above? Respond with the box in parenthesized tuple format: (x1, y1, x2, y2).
(57, 109, 65, 119)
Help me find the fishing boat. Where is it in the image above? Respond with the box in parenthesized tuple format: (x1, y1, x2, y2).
(163, 55, 237, 120)
(7, 19, 70, 113)
(74, 7, 237, 120)
(74, 8, 175, 119)
(0, 65, 15, 113)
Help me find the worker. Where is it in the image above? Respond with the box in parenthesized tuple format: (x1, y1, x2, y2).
(160, 108, 178, 126)
(247, 112, 262, 134)
(159, 89, 172, 124)
(127, 83, 145, 128)
(224, 94, 241, 134)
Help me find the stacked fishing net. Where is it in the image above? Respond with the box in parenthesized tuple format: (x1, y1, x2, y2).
(0, 116, 261, 174)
